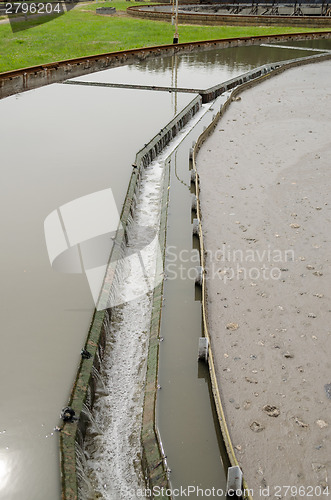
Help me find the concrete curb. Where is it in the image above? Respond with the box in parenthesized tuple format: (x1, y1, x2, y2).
(200, 50, 331, 102)
(141, 160, 171, 500)
(139, 95, 202, 500)
(59, 169, 141, 500)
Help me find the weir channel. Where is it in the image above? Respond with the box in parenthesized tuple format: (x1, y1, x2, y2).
(68, 39, 331, 500)
(0, 35, 330, 500)
(157, 95, 233, 494)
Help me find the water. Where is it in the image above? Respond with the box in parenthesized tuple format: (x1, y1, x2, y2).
(157, 96, 232, 496)
(0, 83, 195, 500)
(79, 96, 234, 499)
(71, 45, 319, 90)
(91, 366, 108, 396)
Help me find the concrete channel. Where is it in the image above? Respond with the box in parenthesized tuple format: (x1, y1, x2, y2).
(61, 40, 331, 500)
(0, 33, 330, 500)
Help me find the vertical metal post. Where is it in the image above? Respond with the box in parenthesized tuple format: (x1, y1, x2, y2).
(174, 53, 178, 113)
(173, 0, 179, 44)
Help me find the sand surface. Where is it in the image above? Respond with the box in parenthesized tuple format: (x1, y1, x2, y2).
(196, 60, 331, 499)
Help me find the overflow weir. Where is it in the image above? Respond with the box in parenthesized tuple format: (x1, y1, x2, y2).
(59, 95, 202, 499)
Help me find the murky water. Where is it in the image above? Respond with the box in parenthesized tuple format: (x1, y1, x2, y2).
(269, 38, 331, 50)
(71, 45, 318, 90)
(0, 84, 194, 500)
(78, 105, 219, 499)
(78, 98, 231, 499)
(0, 38, 328, 499)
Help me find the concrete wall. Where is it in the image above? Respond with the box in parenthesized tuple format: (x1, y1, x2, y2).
(128, 4, 331, 27)
(200, 51, 331, 102)
(96, 6, 116, 14)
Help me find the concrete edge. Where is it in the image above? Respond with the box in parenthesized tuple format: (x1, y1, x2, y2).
(127, 3, 331, 27)
(1, 32, 331, 100)
(59, 94, 202, 500)
(200, 50, 331, 102)
(192, 51, 331, 500)
(136, 94, 201, 167)
(59, 167, 141, 500)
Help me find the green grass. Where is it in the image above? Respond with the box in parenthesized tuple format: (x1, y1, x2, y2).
(0, 0, 328, 72)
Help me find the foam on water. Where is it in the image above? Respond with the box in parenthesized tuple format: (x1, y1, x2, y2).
(79, 161, 166, 500)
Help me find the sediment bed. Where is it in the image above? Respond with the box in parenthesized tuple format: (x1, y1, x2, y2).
(196, 59, 331, 499)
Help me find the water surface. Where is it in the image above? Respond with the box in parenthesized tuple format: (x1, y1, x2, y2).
(71, 45, 318, 90)
(0, 83, 195, 500)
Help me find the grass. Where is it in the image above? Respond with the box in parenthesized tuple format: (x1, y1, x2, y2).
(0, 0, 328, 72)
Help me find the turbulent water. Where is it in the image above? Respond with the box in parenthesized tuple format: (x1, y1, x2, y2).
(79, 161, 166, 500)
(78, 103, 214, 500)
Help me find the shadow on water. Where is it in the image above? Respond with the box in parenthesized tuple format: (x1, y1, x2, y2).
(197, 361, 231, 473)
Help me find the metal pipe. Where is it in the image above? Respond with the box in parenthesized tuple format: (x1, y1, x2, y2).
(173, 0, 179, 44)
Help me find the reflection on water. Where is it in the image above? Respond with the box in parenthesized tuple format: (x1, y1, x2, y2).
(72, 45, 317, 89)
(197, 362, 231, 473)
(271, 38, 331, 50)
(0, 448, 23, 498)
(0, 453, 10, 492)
